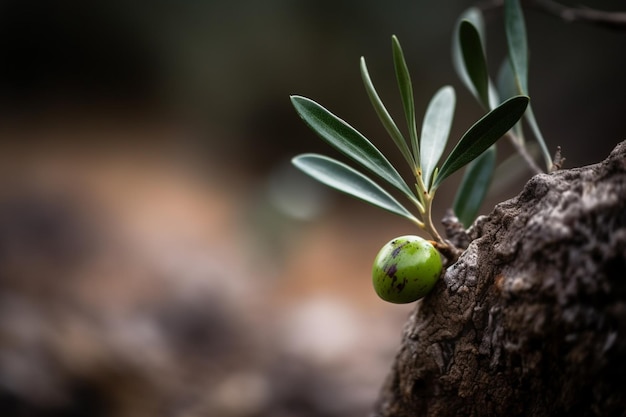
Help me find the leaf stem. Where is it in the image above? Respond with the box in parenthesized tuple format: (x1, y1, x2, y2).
(423, 189, 461, 264)
(422, 193, 446, 246)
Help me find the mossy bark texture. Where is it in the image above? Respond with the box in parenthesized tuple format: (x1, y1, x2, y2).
(373, 141, 626, 417)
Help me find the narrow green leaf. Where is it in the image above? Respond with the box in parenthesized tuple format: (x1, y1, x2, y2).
(504, 0, 528, 93)
(290, 95, 419, 204)
(391, 35, 419, 161)
(525, 105, 553, 169)
(497, 58, 525, 140)
(459, 20, 490, 108)
(453, 145, 496, 228)
(453, 9, 499, 109)
(452, 8, 485, 98)
(359, 57, 415, 169)
(496, 58, 516, 102)
(420, 86, 456, 190)
(292, 154, 420, 223)
(504, 0, 553, 170)
(432, 95, 529, 189)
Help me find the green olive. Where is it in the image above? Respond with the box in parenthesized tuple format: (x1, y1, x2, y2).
(372, 235, 442, 303)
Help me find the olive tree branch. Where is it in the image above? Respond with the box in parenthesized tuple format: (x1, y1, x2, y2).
(528, 0, 626, 30)
(479, 0, 626, 31)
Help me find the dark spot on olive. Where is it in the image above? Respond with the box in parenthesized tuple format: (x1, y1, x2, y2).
(391, 242, 408, 258)
(390, 275, 397, 286)
(384, 263, 398, 278)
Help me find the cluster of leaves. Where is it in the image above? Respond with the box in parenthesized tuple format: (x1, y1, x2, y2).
(452, 0, 552, 227)
(291, 0, 549, 251)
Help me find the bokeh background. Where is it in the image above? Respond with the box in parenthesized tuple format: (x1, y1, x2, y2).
(0, 1, 624, 416)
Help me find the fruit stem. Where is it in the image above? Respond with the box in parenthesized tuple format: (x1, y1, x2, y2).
(415, 172, 460, 264)
(422, 193, 444, 245)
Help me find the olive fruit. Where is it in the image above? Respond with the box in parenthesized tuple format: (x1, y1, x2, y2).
(372, 235, 442, 303)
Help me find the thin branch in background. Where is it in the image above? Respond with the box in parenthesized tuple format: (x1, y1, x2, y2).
(480, 0, 626, 31)
(529, 0, 626, 30)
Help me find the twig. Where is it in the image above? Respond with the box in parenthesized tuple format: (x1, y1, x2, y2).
(529, 0, 626, 30)
(479, 0, 626, 31)
(550, 146, 565, 171)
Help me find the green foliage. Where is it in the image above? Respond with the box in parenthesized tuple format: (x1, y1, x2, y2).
(360, 57, 415, 169)
(433, 96, 528, 190)
(458, 20, 490, 109)
(505, 0, 529, 94)
(391, 36, 420, 162)
(420, 86, 455, 190)
(292, 154, 420, 224)
(290, 1, 552, 254)
(453, 146, 496, 228)
(290, 95, 417, 204)
(450, 0, 553, 229)
(504, 0, 552, 169)
(291, 34, 528, 250)
(452, 8, 499, 110)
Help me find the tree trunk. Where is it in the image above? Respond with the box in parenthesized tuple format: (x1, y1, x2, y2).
(373, 141, 626, 417)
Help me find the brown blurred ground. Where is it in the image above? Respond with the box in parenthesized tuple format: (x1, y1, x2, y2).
(0, 1, 624, 416)
(0, 126, 415, 416)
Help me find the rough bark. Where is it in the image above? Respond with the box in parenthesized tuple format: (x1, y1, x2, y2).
(373, 141, 626, 417)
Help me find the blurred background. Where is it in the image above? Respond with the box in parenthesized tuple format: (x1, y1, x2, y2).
(0, 1, 623, 416)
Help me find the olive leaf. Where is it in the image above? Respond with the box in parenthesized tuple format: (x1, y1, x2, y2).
(453, 145, 496, 227)
(432, 95, 529, 189)
(452, 8, 484, 102)
(496, 58, 525, 141)
(453, 9, 500, 110)
(290, 95, 418, 204)
(420, 86, 455, 191)
(292, 154, 420, 223)
(504, 0, 528, 93)
(497, 58, 517, 101)
(524, 107, 551, 169)
(458, 20, 490, 109)
(504, 0, 552, 169)
(391, 35, 420, 162)
(360, 58, 415, 169)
